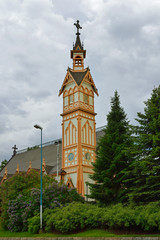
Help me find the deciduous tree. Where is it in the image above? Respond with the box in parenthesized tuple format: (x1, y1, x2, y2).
(0, 159, 8, 171)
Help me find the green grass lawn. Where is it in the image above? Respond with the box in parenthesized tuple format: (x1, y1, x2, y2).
(0, 229, 160, 237)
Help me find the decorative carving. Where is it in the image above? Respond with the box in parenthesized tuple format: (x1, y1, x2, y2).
(1, 167, 8, 184)
(29, 161, 32, 169)
(65, 121, 77, 146)
(82, 120, 93, 145)
(16, 164, 19, 173)
(4, 167, 8, 179)
(65, 167, 77, 173)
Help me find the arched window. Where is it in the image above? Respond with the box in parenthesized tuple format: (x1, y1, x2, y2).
(68, 88, 74, 105)
(74, 56, 82, 66)
(84, 94, 88, 104)
(69, 94, 73, 104)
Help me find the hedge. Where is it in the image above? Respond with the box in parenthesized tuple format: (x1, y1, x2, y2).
(28, 201, 160, 233)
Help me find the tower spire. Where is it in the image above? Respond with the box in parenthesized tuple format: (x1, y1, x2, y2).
(71, 20, 86, 70)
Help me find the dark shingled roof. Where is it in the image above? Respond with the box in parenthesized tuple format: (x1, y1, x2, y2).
(73, 35, 83, 50)
(96, 127, 105, 144)
(69, 68, 88, 86)
(0, 143, 62, 182)
(0, 128, 105, 182)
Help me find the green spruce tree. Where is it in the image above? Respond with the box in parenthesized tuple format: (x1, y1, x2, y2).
(89, 91, 133, 205)
(127, 85, 160, 204)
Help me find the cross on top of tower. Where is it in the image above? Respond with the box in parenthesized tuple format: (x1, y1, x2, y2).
(74, 20, 82, 35)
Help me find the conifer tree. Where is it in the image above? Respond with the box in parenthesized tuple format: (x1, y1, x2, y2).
(127, 85, 160, 204)
(89, 91, 133, 204)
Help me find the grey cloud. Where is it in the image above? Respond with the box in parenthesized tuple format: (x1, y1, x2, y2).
(0, 0, 160, 162)
(50, 0, 88, 21)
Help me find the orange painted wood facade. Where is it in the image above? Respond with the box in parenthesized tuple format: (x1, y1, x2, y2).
(59, 29, 98, 196)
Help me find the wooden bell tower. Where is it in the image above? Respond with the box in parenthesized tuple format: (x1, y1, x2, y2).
(59, 20, 98, 196)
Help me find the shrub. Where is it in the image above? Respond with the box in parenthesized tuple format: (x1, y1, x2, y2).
(7, 189, 41, 232)
(45, 202, 104, 233)
(44, 202, 160, 233)
(43, 182, 84, 209)
(7, 195, 28, 232)
(28, 215, 40, 234)
(135, 202, 160, 231)
(5, 182, 83, 232)
(0, 170, 55, 230)
(45, 202, 84, 233)
(102, 203, 136, 229)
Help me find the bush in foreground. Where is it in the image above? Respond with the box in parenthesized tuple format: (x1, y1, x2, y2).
(28, 202, 160, 233)
(0, 170, 55, 230)
(6, 182, 84, 232)
(28, 215, 40, 234)
(44, 202, 103, 233)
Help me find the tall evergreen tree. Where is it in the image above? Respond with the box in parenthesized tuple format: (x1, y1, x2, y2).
(88, 91, 133, 204)
(127, 85, 160, 204)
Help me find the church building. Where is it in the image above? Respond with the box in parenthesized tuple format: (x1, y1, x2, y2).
(0, 21, 103, 197)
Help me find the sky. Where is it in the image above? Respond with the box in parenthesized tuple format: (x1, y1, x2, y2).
(0, 0, 160, 162)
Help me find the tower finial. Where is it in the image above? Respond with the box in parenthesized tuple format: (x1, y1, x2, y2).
(74, 20, 82, 35)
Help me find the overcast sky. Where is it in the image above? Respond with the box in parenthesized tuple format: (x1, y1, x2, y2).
(0, 0, 160, 162)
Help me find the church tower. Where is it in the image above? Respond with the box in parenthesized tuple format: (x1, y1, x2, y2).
(59, 20, 98, 196)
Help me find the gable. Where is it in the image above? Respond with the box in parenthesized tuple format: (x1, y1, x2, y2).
(59, 70, 75, 96)
(69, 68, 88, 86)
(59, 67, 98, 96)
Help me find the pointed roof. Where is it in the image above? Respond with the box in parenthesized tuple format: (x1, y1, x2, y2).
(73, 35, 83, 51)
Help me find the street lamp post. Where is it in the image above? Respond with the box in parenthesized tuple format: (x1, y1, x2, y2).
(34, 124, 43, 230)
(55, 140, 62, 182)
